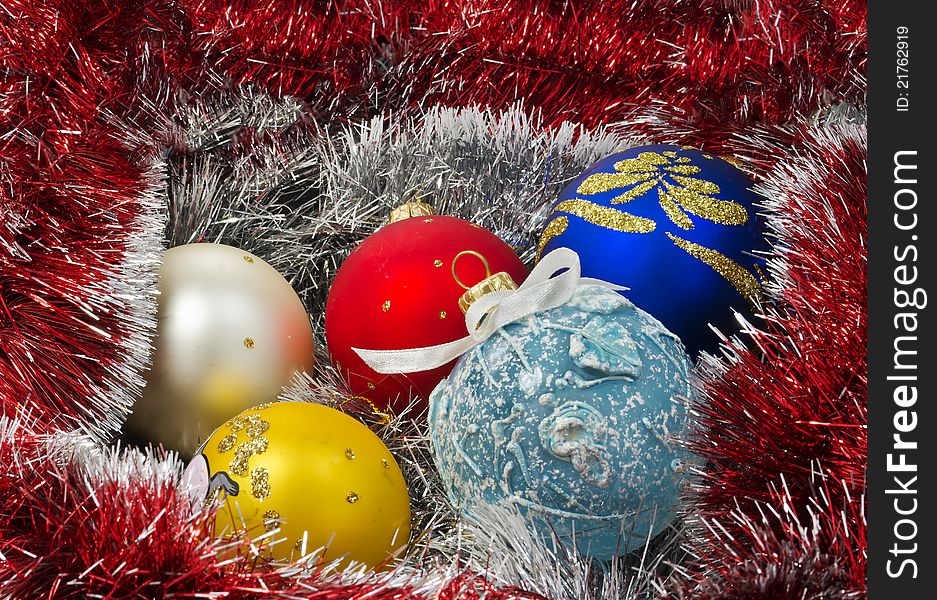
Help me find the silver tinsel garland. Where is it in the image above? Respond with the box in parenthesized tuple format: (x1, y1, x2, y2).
(72, 159, 167, 442)
(164, 90, 640, 338)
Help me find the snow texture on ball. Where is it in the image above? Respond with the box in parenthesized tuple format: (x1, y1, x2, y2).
(428, 284, 692, 560)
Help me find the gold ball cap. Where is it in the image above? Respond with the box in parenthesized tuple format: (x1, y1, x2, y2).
(458, 272, 518, 314)
(387, 201, 435, 223)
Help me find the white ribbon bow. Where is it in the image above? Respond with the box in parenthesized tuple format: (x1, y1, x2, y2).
(352, 248, 625, 374)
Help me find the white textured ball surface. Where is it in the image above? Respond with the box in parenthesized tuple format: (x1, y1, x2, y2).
(126, 243, 315, 457)
(428, 284, 692, 559)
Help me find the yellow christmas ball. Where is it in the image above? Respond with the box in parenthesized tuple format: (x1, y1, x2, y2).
(184, 401, 411, 568)
(125, 243, 315, 457)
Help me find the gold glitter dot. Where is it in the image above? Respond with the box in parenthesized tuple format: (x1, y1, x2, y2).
(663, 151, 678, 158)
(228, 413, 270, 436)
(346, 492, 359, 504)
(434, 259, 443, 267)
(229, 437, 269, 476)
(345, 448, 356, 459)
(244, 414, 269, 438)
(439, 311, 447, 319)
(263, 510, 280, 531)
(243, 255, 254, 263)
(243, 337, 255, 349)
(367, 382, 375, 390)
(382, 300, 391, 312)
(251, 467, 270, 500)
(335, 361, 342, 371)
(382, 458, 389, 469)
(423, 218, 434, 223)
(294, 537, 306, 552)
(227, 414, 248, 432)
(253, 402, 275, 410)
(216, 434, 237, 454)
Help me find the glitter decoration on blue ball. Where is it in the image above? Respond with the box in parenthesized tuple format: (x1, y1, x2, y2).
(428, 283, 692, 560)
(537, 144, 769, 356)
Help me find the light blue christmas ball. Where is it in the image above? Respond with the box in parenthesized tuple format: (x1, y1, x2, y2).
(428, 284, 692, 560)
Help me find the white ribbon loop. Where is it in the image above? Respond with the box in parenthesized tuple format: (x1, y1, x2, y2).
(352, 248, 623, 374)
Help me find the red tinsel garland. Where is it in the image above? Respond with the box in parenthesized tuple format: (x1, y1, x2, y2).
(379, 0, 866, 131)
(0, 420, 545, 599)
(1, 0, 867, 597)
(147, 0, 411, 109)
(1, 0, 164, 440)
(680, 123, 867, 597)
(139, 0, 866, 137)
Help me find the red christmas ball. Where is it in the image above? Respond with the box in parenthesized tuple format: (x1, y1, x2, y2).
(325, 210, 527, 415)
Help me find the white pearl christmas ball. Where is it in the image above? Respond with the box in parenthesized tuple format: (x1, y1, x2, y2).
(125, 243, 315, 457)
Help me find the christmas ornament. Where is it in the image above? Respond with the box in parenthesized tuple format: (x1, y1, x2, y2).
(355, 249, 692, 560)
(537, 145, 769, 355)
(125, 243, 315, 457)
(184, 401, 411, 568)
(325, 204, 527, 414)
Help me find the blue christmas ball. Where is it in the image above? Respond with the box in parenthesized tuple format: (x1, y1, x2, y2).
(428, 284, 692, 560)
(537, 145, 769, 355)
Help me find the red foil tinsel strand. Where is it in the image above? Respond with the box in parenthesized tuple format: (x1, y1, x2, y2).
(2, 0, 867, 597)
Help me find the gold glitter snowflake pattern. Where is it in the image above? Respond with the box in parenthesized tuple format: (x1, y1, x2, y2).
(539, 150, 762, 303)
(262, 510, 281, 532)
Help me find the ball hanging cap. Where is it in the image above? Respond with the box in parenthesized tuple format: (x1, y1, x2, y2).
(387, 201, 435, 223)
(719, 154, 746, 169)
(452, 250, 518, 314)
(457, 272, 518, 314)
